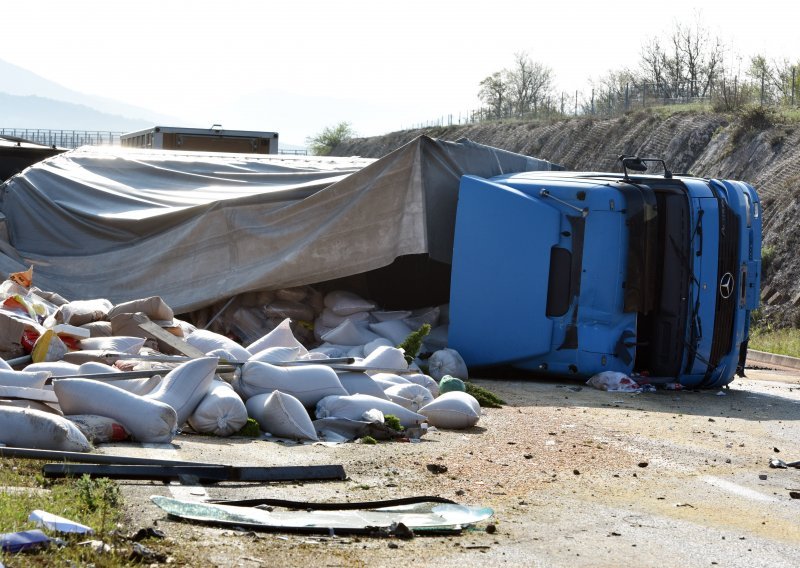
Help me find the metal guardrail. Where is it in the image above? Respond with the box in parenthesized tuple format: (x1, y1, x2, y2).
(2, 128, 308, 155)
(0, 128, 123, 149)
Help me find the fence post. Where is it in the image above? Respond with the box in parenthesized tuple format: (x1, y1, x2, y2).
(793, 67, 796, 107)
(591, 89, 595, 115)
(761, 68, 765, 107)
(574, 90, 578, 116)
(625, 83, 629, 111)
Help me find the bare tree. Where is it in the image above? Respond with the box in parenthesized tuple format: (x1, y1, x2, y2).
(478, 71, 510, 119)
(507, 52, 554, 116)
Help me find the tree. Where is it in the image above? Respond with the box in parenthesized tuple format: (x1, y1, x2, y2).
(306, 122, 356, 156)
(478, 71, 509, 119)
(508, 52, 554, 116)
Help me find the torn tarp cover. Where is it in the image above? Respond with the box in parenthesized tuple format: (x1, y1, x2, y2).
(0, 136, 558, 313)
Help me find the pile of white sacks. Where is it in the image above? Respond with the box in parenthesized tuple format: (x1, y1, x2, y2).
(0, 287, 482, 453)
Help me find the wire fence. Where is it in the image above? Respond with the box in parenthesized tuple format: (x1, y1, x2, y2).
(1, 128, 308, 154)
(0, 128, 124, 148)
(407, 75, 800, 130)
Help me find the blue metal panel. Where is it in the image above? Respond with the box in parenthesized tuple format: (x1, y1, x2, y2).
(449, 175, 560, 366)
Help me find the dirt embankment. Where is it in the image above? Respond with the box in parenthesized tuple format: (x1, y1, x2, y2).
(332, 109, 800, 328)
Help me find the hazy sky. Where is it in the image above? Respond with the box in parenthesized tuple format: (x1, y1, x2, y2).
(3, 1, 799, 146)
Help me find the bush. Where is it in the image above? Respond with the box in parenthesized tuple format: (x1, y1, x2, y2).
(306, 122, 356, 156)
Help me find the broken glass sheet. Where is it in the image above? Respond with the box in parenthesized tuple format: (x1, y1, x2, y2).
(151, 495, 493, 533)
(28, 510, 93, 534)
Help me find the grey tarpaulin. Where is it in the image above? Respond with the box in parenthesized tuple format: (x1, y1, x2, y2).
(0, 135, 557, 313)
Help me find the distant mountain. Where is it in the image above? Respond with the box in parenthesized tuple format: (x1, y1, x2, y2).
(0, 93, 152, 132)
(0, 58, 181, 129)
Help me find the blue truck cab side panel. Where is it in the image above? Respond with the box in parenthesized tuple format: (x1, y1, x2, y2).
(449, 170, 761, 388)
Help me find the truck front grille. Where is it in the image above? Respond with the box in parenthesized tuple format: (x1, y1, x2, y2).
(709, 202, 740, 367)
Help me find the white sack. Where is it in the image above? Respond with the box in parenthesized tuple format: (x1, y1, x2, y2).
(337, 372, 389, 399)
(246, 318, 308, 356)
(363, 338, 394, 357)
(24, 362, 80, 377)
(427, 348, 468, 380)
(383, 383, 434, 412)
(404, 373, 440, 397)
(309, 344, 350, 359)
(319, 308, 371, 328)
(321, 320, 381, 346)
(246, 390, 318, 442)
(248, 346, 301, 364)
(186, 330, 251, 362)
(0, 369, 51, 389)
(0, 358, 11, 370)
(362, 346, 408, 372)
(369, 319, 414, 346)
(79, 336, 146, 355)
(53, 378, 177, 443)
(371, 373, 412, 390)
(237, 361, 347, 406)
(315, 394, 426, 428)
(108, 375, 162, 396)
(405, 306, 441, 329)
(77, 362, 120, 375)
(371, 310, 412, 322)
(187, 380, 248, 437)
(57, 299, 113, 326)
(324, 290, 377, 316)
(0, 406, 91, 451)
(419, 391, 481, 429)
(145, 357, 218, 425)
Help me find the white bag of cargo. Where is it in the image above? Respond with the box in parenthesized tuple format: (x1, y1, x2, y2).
(363, 338, 394, 357)
(77, 362, 120, 375)
(319, 308, 371, 328)
(248, 346, 301, 364)
(236, 361, 347, 406)
(370, 373, 412, 390)
(418, 391, 481, 429)
(404, 373, 440, 397)
(24, 362, 80, 377)
(246, 318, 308, 357)
(53, 378, 178, 443)
(144, 357, 218, 426)
(337, 372, 389, 399)
(0, 406, 91, 451)
(186, 330, 251, 362)
(324, 290, 377, 316)
(246, 390, 318, 442)
(362, 346, 408, 372)
(369, 319, 413, 346)
(405, 306, 441, 329)
(79, 336, 146, 355)
(187, 380, 248, 437)
(106, 375, 162, 396)
(383, 383, 434, 412)
(315, 394, 426, 428)
(427, 348, 468, 380)
(0, 369, 51, 389)
(56, 299, 113, 326)
(321, 320, 381, 346)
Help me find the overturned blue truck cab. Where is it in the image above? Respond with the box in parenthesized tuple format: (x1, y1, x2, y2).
(449, 157, 761, 388)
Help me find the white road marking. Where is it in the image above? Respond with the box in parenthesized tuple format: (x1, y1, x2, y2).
(702, 476, 778, 503)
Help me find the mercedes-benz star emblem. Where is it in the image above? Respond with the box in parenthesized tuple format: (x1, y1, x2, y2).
(719, 272, 735, 299)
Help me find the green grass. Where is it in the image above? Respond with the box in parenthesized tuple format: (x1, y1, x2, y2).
(0, 460, 135, 566)
(749, 327, 800, 358)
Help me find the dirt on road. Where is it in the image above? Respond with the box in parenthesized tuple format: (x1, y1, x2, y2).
(106, 367, 800, 568)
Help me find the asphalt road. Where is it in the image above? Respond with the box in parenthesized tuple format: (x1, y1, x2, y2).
(98, 365, 800, 567)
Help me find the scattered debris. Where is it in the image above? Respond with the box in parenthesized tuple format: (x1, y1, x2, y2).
(28, 510, 93, 534)
(426, 463, 448, 475)
(151, 495, 493, 535)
